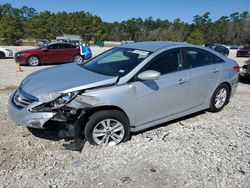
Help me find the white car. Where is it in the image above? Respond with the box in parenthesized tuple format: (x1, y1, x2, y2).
(0, 47, 14, 59)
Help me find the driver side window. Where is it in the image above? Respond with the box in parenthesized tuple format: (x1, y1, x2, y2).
(143, 48, 182, 75)
(48, 44, 58, 49)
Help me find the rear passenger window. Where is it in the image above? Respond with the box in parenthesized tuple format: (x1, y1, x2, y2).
(143, 49, 182, 75)
(63, 44, 76, 48)
(212, 54, 224, 64)
(69, 44, 76, 48)
(185, 48, 212, 68)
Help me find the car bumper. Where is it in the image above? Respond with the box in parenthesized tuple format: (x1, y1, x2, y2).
(8, 93, 56, 128)
(6, 51, 14, 58)
(15, 56, 27, 65)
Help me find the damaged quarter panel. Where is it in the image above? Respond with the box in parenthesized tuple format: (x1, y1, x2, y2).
(67, 84, 136, 125)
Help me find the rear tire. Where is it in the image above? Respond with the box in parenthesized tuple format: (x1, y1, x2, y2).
(28, 56, 40, 66)
(74, 54, 83, 63)
(84, 110, 130, 146)
(209, 83, 230, 112)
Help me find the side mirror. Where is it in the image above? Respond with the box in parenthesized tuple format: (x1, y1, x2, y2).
(137, 70, 161, 81)
(42, 47, 48, 51)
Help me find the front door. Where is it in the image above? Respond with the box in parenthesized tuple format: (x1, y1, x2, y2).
(132, 48, 190, 126)
(42, 43, 62, 63)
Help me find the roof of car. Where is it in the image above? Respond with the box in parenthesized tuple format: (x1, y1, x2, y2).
(120, 41, 188, 52)
(47, 42, 76, 46)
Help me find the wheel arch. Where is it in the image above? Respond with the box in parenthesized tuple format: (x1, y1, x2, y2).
(208, 81, 232, 112)
(74, 53, 84, 58)
(83, 105, 131, 125)
(219, 81, 232, 97)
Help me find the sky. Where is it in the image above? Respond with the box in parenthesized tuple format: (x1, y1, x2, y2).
(0, 0, 249, 23)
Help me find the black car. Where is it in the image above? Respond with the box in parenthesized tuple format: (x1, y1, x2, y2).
(205, 44, 229, 56)
(239, 60, 250, 81)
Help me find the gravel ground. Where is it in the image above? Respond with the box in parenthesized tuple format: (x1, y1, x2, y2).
(0, 47, 249, 187)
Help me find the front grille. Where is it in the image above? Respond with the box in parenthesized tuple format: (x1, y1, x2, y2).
(13, 87, 38, 108)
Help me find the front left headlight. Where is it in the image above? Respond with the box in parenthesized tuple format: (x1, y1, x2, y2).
(38, 93, 62, 103)
(51, 92, 79, 109)
(16, 53, 24, 57)
(30, 91, 79, 112)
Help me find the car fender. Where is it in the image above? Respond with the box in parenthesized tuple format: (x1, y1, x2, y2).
(67, 84, 136, 125)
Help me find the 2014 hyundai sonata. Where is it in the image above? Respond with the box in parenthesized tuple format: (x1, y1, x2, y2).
(8, 41, 239, 150)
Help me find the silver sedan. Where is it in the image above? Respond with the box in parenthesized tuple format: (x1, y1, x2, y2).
(8, 41, 239, 149)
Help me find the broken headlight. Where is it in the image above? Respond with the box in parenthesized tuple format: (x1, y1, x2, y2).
(51, 91, 79, 109)
(30, 91, 79, 112)
(38, 93, 61, 103)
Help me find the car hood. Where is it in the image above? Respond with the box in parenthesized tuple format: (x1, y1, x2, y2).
(16, 47, 41, 54)
(21, 63, 118, 96)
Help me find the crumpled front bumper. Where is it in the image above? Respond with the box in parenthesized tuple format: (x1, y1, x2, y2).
(8, 93, 56, 128)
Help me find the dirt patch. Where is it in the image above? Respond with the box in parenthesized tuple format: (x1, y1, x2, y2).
(0, 86, 16, 94)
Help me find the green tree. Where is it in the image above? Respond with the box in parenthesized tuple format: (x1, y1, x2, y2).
(187, 29, 204, 44)
(0, 14, 24, 44)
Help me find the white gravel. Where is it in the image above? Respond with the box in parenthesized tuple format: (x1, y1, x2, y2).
(0, 47, 249, 187)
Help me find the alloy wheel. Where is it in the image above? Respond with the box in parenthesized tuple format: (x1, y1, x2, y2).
(92, 119, 125, 146)
(74, 55, 83, 63)
(28, 56, 39, 66)
(214, 88, 227, 109)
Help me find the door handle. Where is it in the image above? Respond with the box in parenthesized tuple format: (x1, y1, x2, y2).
(212, 68, 219, 73)
(177, 78, 185, 84)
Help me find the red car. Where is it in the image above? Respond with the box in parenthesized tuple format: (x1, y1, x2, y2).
(236, 46, 250, 57)
(15, 43, 84, 66)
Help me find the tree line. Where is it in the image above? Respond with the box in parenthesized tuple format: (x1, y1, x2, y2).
(0, 3, 249, 45)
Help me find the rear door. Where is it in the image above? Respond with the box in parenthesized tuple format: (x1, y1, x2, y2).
(57, 43, 77, 62)
(183, 47, 221, 107)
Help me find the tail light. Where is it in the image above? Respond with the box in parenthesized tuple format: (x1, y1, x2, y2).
(233, 65, 240, 72)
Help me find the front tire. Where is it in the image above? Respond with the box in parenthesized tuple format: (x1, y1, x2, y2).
(84, 110, 130, 146)
(0, 52, 5, 59)
(28, 56, 40, 66)
(209, 83, 230, 112)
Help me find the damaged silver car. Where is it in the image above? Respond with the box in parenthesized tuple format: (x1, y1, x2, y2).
(8, 41, 239, 150)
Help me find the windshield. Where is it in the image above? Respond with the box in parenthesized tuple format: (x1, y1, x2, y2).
(83, 47, 151, 76)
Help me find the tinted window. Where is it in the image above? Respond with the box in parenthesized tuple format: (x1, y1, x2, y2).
(143, 49, 182, 75)
(58, 44, 72, 49)
(185, 48, 211, 68)
(68, 44, 76, 48)
(48, 44, 58, 49)
(212, 54, 224, 64)
(61, 44, 76, 49)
